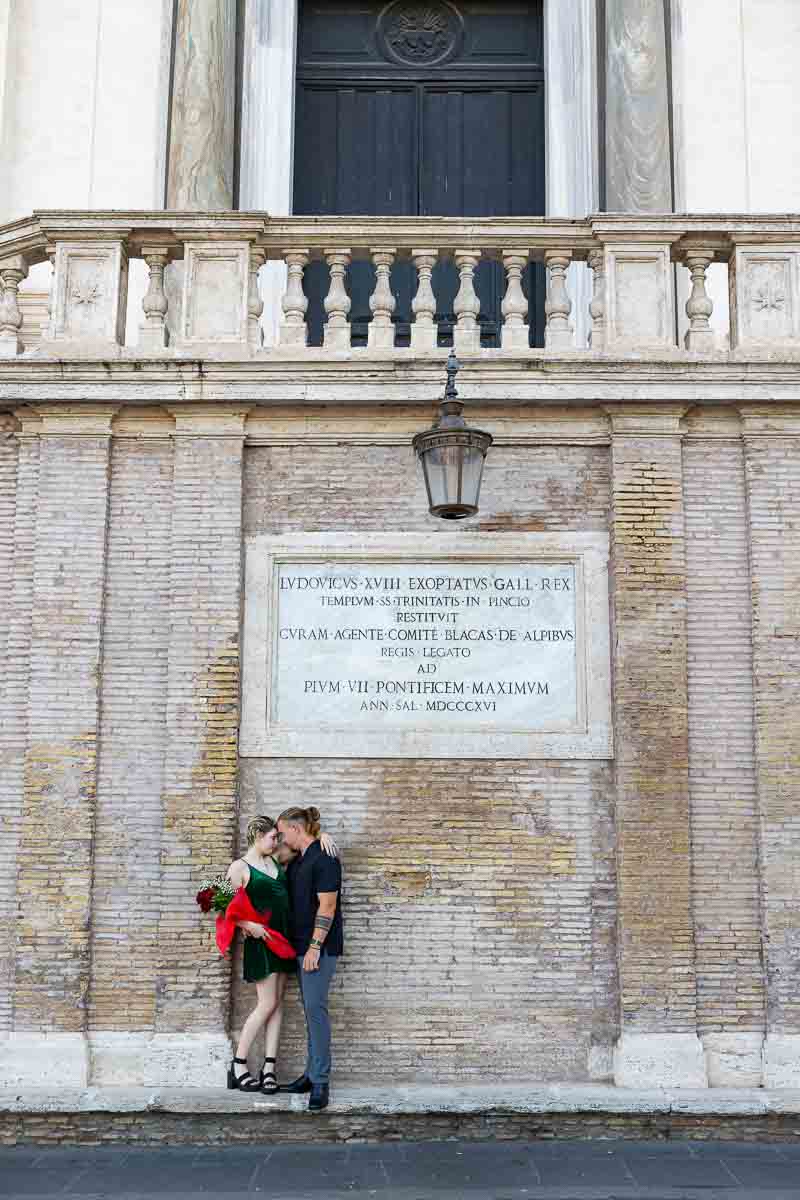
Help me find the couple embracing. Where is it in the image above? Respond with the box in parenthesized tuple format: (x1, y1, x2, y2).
(226, 806, 343, 1112)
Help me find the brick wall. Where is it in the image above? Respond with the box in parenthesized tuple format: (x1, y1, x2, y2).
(742, 417, 800, 1036)
(0, 421, 20, 1032)
(155, 413, 247, 1035)
(13, 419, 112, 1031)
(607, 411, 697, 1038)
(244, 444, 611, 537)
(683, 426, 764, 1037)
(89, 438, 174, 1032)
(238, 442, 617, 1083)
(1, 402, 798, 1087)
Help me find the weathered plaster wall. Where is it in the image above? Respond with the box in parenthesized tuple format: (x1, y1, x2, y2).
(0, 0, 172, 219)
(672, 0, 800, 215)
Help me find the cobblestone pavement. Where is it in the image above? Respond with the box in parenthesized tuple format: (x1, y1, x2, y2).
(1, 1140, 799, 1199)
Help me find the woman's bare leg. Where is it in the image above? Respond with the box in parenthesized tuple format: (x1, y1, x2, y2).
(235, 974, 280, 1063)
(264, 974, 288, 1062)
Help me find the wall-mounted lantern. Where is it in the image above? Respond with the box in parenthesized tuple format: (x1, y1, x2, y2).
(413, 350, 493, 520)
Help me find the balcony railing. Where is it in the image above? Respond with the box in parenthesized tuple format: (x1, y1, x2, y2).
(0, 210, 799, 359)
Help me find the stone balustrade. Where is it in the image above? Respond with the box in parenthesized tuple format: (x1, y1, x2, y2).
(0, 210, 799, 358)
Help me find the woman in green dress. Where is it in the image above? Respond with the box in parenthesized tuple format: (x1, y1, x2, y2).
(225, 814, 336, 1094)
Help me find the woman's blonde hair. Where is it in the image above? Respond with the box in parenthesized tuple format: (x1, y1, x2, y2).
(246, 814, 275, 846)
(278, 806, 321, 839)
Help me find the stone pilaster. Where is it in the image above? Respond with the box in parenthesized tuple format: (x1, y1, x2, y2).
(740, 407, 800, 1088)
(605, 0, 672, 212)
(150, 407, 249, 1086)
(0, 415, 18, 720)
(3, 407, 116, 1087)
(87, 413, 176, 1084)
(167, 0, 237, 209)
(683, 413, 765, 1087)
(0, 412, 28, 1039)
(606, 406, 705, 1088)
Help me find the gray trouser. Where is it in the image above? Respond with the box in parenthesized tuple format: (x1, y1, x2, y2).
(297, 953, 337, 1085)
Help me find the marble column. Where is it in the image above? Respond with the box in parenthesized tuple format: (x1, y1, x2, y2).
(167, 0, 237, 210)
(240, 0, 299, 346)
(545, 0, 599, 347)
(605, 0, 672, 212)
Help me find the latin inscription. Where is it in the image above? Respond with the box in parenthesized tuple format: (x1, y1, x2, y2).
(273, 562, 578, 730)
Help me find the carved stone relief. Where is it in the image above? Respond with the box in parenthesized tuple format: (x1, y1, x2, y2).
(377, 1, 463, 67)
(744, 259, 792, 342)
(67, 263, 106, 337)
(46, 243, 129, 346)
(731, 248, 800, 348)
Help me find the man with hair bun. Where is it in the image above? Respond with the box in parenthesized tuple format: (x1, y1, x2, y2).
(276, 805, 343, 1111)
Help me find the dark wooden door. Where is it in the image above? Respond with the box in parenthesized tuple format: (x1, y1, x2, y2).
(293, 1, 545, 347)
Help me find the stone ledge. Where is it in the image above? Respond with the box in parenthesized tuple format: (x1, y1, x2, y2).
(5, 1086, 800, 1145)
(4, 1083, 800, 1117)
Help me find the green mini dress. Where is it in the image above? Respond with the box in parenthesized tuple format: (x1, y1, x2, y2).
(243, 861, 296, 983)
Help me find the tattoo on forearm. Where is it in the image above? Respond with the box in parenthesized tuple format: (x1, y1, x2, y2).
(311, 914, 333, 947)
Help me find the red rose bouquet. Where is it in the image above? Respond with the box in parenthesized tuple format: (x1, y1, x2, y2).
(195, 872, 295, 960)
(195, 873, 235, 915)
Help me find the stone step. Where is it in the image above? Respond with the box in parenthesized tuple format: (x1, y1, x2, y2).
(3, 1084, 800, 1146)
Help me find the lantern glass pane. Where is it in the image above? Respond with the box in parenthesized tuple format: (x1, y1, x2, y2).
(460, 445, 486, 508)
(428, 443, 463, 510)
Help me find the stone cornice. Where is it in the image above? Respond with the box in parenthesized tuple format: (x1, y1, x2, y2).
(1, 357, 800, 409)
(33, 405, 120, 435)
(3, 210, 800, 267)
(167, 405, 251, 437)
(245, 406, 610, 447)
(738, 406, 800, 436)
(604, 404, 688, 437)
(5, 401, 798, 445)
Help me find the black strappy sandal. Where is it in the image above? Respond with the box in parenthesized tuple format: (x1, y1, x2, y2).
(227, 1056, 262, 1092)
(260, 1055, 278, 1094)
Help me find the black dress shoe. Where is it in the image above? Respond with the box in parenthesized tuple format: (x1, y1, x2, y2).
(308, 1083, 329, 1111)
(280, 1074, 312, 1094)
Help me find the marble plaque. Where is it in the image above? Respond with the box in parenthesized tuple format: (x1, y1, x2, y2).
(241, 534, 612, 760)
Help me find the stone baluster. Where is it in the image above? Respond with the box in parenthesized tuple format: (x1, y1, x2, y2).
(139, 247, 170, 351)
(501, 251, 529, 351)
(279, 249, 310, 347)
(323, 249, 352, 351)
(411, 249, 438, 352)
(588, 245, 606, 351)
(683, 246, 715, 353)
(453, 250, 481, 354)
(368, 247, 396, 350)
(544, 249, 574, 349)
(247, 246, 266, 352)
(0, 257, 27, 358)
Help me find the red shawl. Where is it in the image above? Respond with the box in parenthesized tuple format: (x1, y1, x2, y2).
(215, 887, 296, 959)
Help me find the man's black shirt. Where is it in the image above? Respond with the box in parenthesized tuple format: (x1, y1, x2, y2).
(287, 840, 343, 956)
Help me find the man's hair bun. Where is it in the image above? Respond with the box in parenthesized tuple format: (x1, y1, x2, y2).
(277, 805, 322, 839)
(305, 806, 321, 837)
